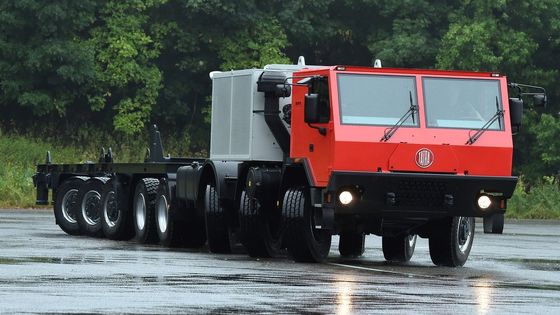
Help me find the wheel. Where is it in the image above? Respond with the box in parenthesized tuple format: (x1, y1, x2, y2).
(53, 176, 88, 235)
(483, 213, 504, 234)
(204, 184, 235, 253)
(156, 179, 202, 247)
(133, 178, 159, 244)
(76, 177, 108, 237)
(282, 188, 332, 263)
(429, 216, 475, 267)
(338, 231, 365, 257)
(101, 177, 134, 240)
(238, 190, 283, 258)
(382, 234, 417, 262)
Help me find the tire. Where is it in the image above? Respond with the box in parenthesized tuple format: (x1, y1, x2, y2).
(483, 213, 504, 234)
(133, 178, 159, 244)
(204, 185, 234, 253)
(238, 190, 283, 258)
(429, 216, 475, 267)
(76, 177, 108, 237)
(156, 179, 198, 247)
(101, 177, 134, 240)
(53, 176, 88, 235)
(382, 234, 417, 262)
(282, 188, 332, 263)
(338, 231, 365, 257)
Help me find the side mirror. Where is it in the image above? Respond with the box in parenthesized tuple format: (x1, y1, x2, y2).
(304, 94, 320, 123)
(533, 94, 547, 107)
(509, 98, 523, 130)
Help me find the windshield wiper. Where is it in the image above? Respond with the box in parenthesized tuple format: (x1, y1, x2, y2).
(465, 97, 503, 145)
(381, 91, 418, 142)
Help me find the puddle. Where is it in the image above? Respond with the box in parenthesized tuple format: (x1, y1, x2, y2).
(497, 258, 560, 271)
(0, 257, 19, 265)
(0, 256, 106, 265)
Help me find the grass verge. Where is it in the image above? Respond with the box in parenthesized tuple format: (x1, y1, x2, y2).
(1, 133, 558, 219)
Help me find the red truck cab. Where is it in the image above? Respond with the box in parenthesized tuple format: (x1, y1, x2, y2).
(287, 66, 518, 265)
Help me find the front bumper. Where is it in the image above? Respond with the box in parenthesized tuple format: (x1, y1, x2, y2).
(327, 172, 517, 218)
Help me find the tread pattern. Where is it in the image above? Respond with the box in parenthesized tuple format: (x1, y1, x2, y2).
(382, 234, 415, 262)
(339, 232, 365, 257)
(205, 185, 233, 253)
(238, 190, 281, 258)
(429, 217, 474, 267)
(282, 188, 331, 263)
(134, 178, 159, 244)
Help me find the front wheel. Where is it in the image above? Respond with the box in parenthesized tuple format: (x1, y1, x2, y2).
(382, 234, 417, 262)
(338, 231, 365, 257)
(429, 216, 475, 267)
(282, 188, 331, 263)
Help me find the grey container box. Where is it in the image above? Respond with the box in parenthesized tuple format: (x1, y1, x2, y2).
(209, 66, 303, 162)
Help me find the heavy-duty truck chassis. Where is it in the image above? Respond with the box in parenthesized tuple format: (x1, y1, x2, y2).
(34, 59, 546, 267)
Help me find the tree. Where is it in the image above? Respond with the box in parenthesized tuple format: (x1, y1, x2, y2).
(0, 0, 98, 117)
(89, 0, 166, 135)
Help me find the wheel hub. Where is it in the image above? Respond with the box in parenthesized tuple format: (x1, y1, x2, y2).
(457, 217, 472, 253)
(135, 193, 146, 231)
(62, 189, 79, 223)
(104, 191, 119, 228)
(157, 195, 169, 234)
(82, 190, 101, 225)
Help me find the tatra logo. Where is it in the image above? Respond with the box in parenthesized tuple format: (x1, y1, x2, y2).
(415, 148, 434, 168)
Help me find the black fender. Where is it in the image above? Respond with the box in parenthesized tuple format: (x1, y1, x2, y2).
(176, 162, 203, 206)
(198, 160, 242, 211)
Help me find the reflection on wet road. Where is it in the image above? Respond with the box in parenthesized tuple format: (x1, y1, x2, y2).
(0, 209, 559, 314)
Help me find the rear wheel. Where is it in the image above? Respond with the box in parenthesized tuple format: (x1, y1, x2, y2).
(338, 231, 365, 257)
(76, 177, 108, 237)
(101, 178, 134, 240)
(282, 188, 331, 263)
(156, 179, 197, 247)
(238, 190, 283, 257)
(54, 177, 88, 235)
(133, 178, 159, 244)
(204, 184, 234, 253)
(483, 213, 504, 234)
(382, 234, 417, 262)
(429, 216, 474, 267)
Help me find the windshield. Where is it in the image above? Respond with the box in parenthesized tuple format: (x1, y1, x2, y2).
(338, 74, 418, 126)
(423, 78, 502, 130)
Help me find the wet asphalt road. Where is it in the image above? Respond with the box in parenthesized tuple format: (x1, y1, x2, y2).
(0, 209, 559, 314)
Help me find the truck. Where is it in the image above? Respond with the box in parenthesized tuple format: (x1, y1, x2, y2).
(33, 58, 546, 267)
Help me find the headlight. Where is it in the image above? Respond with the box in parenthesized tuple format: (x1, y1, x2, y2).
(477, 195, 492, 209)
(338, 191, 353, 205)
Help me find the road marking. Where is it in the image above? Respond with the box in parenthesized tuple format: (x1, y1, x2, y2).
(327, 262, 438, 279)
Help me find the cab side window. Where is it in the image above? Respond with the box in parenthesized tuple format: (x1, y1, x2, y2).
(310, 78, 330, 123)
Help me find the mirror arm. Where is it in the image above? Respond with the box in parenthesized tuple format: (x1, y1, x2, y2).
(307, 123, 327, 136)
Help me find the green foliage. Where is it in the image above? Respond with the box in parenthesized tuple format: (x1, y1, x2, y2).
(216, 18, 290, 70)
(508, 178, 560, 219)
(0, 0, 98, 116)
(1, 0, 560, 210)
(89, 0, 165, 135)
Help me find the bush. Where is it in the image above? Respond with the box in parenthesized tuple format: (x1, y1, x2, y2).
(507, 177, 560, 219)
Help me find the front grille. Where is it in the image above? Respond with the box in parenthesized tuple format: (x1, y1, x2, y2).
(396, 179, 447, 208)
